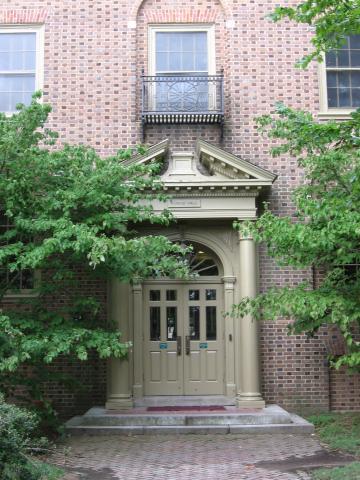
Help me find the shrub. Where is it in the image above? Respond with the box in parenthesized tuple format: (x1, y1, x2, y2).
(0, 394, 62, 480)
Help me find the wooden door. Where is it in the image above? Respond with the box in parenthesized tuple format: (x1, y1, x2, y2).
(143, 283, 224, 395)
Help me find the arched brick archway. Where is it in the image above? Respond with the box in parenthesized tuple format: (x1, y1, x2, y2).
(130, 0, 232, 21)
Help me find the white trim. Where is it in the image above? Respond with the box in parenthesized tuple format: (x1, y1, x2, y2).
(0, 24, 44, 115)
(148, 24, 216, 76)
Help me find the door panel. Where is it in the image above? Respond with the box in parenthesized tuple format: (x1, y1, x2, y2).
(144, 286, 183, 395)
(143, 283, 223, 395)
(184, 284, 223, 395)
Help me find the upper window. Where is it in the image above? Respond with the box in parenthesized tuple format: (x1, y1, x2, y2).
(155, 31, 208, 75)
(148, 25, 215, 113)
(322, 35, 360, 113)
(0, 26, 44, 114)
(149, 25, 215, 76)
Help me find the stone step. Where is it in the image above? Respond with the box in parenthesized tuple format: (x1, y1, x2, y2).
(65, 406, 314, 435)
(134, 395, 235, 407)
(66, 418, 313, 436)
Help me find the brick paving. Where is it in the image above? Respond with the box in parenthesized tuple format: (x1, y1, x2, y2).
(48, 434, 324, 479)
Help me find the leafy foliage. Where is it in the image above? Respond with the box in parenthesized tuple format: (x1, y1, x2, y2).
(269, 0, 360, 67)
(0, 393, 63, 479)
(233, 104, 360, 368)
(0, 94, 189, 413)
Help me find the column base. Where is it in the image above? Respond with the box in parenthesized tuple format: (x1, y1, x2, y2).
(105, 394, 133, 411)
(236, 394, 265, 409)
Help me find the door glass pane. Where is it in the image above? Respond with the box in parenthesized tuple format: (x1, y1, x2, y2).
(206, 306, 217, 340)
(189, 306, 200, 340)
(189, 289, 199, 301)
(149, 290, 160, 301)
(150, 306, 161, 340)
(167, 306, 177, 340)
(166, 289, 177, 301)
(206, 289, 216, 300)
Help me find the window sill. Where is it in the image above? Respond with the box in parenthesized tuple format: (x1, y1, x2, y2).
(317, 110, 354, 120)
(2, 291, 38, 301)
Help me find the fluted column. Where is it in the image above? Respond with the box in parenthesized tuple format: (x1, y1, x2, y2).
(106, 278, 133, 410)
(236, 233, 265, 408)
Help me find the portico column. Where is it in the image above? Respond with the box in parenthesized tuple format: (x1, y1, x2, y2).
(236, 233, 265, 408)
(106, 278, 133, 410)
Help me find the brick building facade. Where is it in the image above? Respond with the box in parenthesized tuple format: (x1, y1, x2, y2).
(1, 0, 359, 417)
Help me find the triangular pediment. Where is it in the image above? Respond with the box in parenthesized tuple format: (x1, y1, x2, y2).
(196, 140, 277, 183)
(123, 139, 169, 166)
(126, 138, 277, 190)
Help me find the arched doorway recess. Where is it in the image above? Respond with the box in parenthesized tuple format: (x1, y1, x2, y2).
(143, 243, 225, 395)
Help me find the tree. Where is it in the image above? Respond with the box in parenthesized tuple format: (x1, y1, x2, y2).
(0, 94, 189, 410)
(233, 1, 360, 369)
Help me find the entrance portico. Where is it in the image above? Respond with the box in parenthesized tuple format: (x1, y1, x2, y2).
(106, 139, 276, 410)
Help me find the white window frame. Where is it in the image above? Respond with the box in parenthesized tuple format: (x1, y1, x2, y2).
(147, 24, 216, 112)
(318, 50, 360, 120)
(0, 24, 44, 116)
(148, 24, 216, 76)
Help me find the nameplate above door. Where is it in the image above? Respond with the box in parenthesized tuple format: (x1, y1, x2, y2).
(170, 199, 201, 208)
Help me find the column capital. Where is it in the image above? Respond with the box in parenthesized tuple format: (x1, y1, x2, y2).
(132, 282, 143, 292)
(238, 231, 254, 241)
(222, 276, 236, 289)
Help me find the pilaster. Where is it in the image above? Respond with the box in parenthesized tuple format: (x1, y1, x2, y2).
(222, 275, 236, 397)
(132, 282, 144, 398)
(106, 278, 133, 410)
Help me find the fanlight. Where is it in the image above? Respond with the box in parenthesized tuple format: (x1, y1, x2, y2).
(184, 245, 219, 276)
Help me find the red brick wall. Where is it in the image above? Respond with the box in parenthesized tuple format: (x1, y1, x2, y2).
(330, 368, 360, 411)
(1, 0, 359, 416)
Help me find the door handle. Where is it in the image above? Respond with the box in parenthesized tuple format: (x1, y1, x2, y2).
(176, 336, 182, 356)
(185, 335, 191, 355)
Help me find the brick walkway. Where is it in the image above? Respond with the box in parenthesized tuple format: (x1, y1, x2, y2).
(49, 434, 325, 479)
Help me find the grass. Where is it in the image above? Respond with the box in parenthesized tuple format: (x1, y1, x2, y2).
(30, 460, 64, 480)
(312, 462, 360, 480)
(308, 412, 360, 480)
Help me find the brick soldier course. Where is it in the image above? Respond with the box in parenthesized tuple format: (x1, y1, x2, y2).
(1, 0, 359, 417)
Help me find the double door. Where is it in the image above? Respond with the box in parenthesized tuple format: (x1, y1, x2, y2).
(144, 283, 223, 395)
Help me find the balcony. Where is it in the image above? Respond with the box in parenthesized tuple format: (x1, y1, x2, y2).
(141, 74, 224, 126)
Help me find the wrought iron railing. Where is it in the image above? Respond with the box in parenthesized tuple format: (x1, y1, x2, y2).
(141, 74, 224, 125)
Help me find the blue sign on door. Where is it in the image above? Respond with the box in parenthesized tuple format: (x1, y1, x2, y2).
(159, 342, 168, 349)
(199, 342, 208, 349)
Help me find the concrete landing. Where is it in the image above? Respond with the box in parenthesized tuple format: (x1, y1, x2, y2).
(65, 405, 314, 435)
